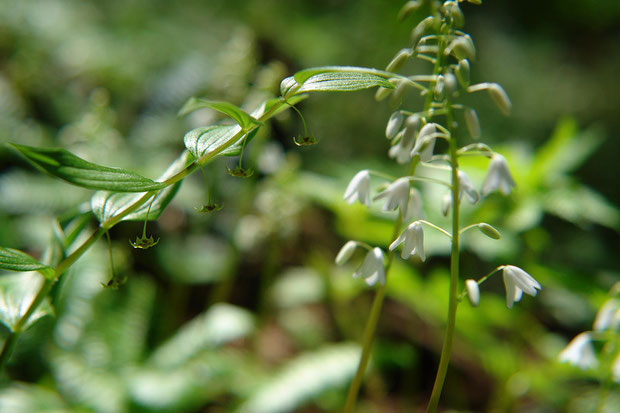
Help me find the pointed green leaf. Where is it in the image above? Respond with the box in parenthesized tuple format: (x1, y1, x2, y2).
(9, 143, 165, 192)
(178, 98, 261, 131)
(183, 125, 242, 159)
(282, 66, 395, 95)
(0, 272, 53, 331)
(91, 151, 191, 223)
(0, 247, 54, 279)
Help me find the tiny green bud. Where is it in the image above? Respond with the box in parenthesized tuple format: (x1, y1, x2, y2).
(445, 35, 476, 61)
(477, 223, 501, 240)
(487, 83, 512, 116)
(398, 1, 422, 21)
(196, 203, 223, 213)
(386, 111, 405, 139)
(226, 166, 254, 178)
(456, 59, 470, 87)
(411, 16, 436, 48)
(386, 48, 413, 73)
(293, 135, 318, 146)
(335, 240, 357, 265)
(465, 279, 480, 307)
(464, 107, 481, 139)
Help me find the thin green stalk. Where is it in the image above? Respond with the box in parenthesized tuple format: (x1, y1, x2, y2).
(343, 214, 403, 413)
(426, 80, 461, 413)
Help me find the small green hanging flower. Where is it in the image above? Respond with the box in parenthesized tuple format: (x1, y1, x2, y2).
(195, 203, 223, 213)
(130, 234, 160, 249)
(293, 135, 318, 146)
(226, 165, 254, 178)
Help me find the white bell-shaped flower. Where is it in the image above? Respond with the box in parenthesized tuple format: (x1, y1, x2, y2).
(482, 154, 516, 196)
(389, 221, 425, 261)
(593, 298, 620, 331)
(373, 177, 410, 214)
(458, 170, 479, 204)
(410, 123, 437, 162)
(558, 332, 598, 370)
(353, 247, 385, 286)
(344, 170, 371, 206)
(501, 265, 541, 308)
(405, 188, 425, 221)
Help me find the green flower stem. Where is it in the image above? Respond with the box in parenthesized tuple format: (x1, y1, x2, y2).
(426, 123, 460, 413)
(343, 213, 403, 413)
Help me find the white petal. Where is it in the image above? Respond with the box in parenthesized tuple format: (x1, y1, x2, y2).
(344, 170, 371, 206)
(458, 170, 479, 204)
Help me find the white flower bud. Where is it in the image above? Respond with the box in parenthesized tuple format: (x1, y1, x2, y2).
(456, 59, 470, 87)
(444, 73, 458, 96)
(464, 108, 481, 139)
(445, 35, 476, 61)
(375, 86, 393, 101)
(390, 79, 411, 107)
(335, 241, 357, 266)
(434, 75, 445, 100)
(398, 1, 422, 21)
(442, 1, 465, 28)
(488, 83, 512, 116)
(386, 111, 404, 139)
(411, 16, 436, 48)
(411, 123, 437, 162)
(465, 279, 480, 307)
(386, 48, 412, 73)
(458, 170, 479, 204)
(441, 193, 451, 216)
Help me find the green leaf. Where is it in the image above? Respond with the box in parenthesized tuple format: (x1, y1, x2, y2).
(281, 66, 395, 95)
(150, 303, 254, 368)
(183, 125, 243, 159)
(9, 143, 166, 192)
(0, 247, 54, 279)
(91, 151, 191, 223)
(178, 97, 261, 131)
(236, 343, 360, 413)
(0, 272, 53, 332)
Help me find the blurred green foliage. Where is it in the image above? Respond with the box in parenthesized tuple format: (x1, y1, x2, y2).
(0, 0, 618, 412)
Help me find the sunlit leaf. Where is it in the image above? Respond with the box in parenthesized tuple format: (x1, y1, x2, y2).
(0, 383, 71, 413)
(281, 66, 394, 96)
(91, 151, 191, 223)
(0, 272, 53, 332)
(178, 97, 261, 131)
(0, 247, 54, 279)
(183, 125, 242, 159)
(236, 343, 360, 413)
(9, 143, 165, 192)
(150, 303, 254, 368)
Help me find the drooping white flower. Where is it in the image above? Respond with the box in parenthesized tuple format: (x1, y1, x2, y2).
(558, 332, 598, 370)
(482, 154, 516, 196)
(405, 188, 425, 221)
(410, 123, 437, 162)
(389, 115, 419, 164)
(593, 298, 620, 331)
(458, 170, 479, 204)
(465, 279, 480, 307)
(501, 265, 541, 308)
(335, 241, 357, 266)
(344, 170, 371, 206)
(353, 247, 385, 286)
(389, 221, 425, 261)
(373, 177, 410, 214)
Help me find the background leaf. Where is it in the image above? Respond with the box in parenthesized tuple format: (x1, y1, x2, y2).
(91, 151, 191, 223)
(9, 144, 166, 192)
(0, 247, 54, 279)
(0, 272, 53, 332)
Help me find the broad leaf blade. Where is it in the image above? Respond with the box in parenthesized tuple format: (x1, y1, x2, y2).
(91, 151, 191, 223)
(183, 125, 246, 159)
(178, 98, 261, 131)
(0, 247, 54, 279)
(9, 143, 165, 192)
(0, 272, 53, 332)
